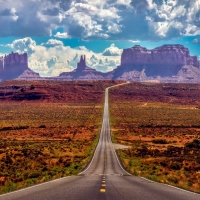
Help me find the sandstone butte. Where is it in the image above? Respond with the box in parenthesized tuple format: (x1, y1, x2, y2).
(121, 44, 199, 77)
(59, 44, 200, 83)
(0, 52, 40, 81)
(0, 44, 200, 83)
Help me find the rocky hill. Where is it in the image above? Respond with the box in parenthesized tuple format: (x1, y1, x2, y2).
(0, 52, 41, 81)
(121, 45, 199, 74)
(1, 44, 200, 83)
(59, 44, 200, 83)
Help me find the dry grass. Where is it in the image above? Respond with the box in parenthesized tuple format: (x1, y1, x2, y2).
(110, 82, 200, 193)
(0, 80, 122, 194)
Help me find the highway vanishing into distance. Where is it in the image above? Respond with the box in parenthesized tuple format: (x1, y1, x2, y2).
(0, 83, 200, 200)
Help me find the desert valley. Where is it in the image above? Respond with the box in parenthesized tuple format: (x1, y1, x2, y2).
(0, 44, 200, 196)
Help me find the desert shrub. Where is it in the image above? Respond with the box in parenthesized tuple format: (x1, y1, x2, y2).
(170, 162, 181, 170)
(28, 172, 41, 179)
(185, 139, 200, 149)
(167, 176, 178, 184)
(25, 178, 37, 186)
(137, 144, 148, 157)
(152, 139, 168, 144)
(39, 125, 46, 128)
(3, 155, 13, 165)
(0, 179, 17, 194)
(147, 174, 159, 182)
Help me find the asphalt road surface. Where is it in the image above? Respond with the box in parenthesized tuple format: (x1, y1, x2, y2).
(0, 84, 199, 200)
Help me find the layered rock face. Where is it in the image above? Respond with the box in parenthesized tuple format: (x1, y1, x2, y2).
(59, 48, 200, 83)
(121, 45, 200, 77)
(0, 52, 41, 81)
(4, 52, 28, 80)
(1, 45, 199, 83)
(0, 57, 3, 80)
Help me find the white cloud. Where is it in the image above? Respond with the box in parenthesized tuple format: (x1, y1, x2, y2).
(128, 40, 140, 43)
(117, 0, 132, 6)
(1, 0, 200, 41)
(7, 37, 36, 55)
(102, 43, 122, 56)
(6, 38, 121, 77)
(54, 32, 70, 38)
(107, 22, 122, 34)
(43, 39, 64, 47)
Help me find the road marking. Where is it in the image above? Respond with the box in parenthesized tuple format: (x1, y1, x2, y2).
(140, 177, 200, 196)
(107, 85, 132, 176)
(0, 176, 75, 197)
(100, 189, 106, 193)
(102, 181, 105, 183)
(80, 83, 130, 176)
(102, 184, 106, 187)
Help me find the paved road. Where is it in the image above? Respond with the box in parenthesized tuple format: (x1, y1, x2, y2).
(1, 84, 199, 200)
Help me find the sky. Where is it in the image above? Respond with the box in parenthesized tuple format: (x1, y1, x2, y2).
(0, 0, 200, 77)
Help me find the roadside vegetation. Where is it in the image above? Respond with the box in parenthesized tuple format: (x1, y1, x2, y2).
(110, 82, 200, 193)
(0, 80, 120, 194)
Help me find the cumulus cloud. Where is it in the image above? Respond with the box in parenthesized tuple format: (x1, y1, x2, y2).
(1, 0, 200, 41)
(54, 32, 70, 38)
(6, 38, 121, 77)
(43, 39, 64, 47)
(102, 44, 122, 56)
(7, 37, 36, 55)
(47, 56, 58, 68)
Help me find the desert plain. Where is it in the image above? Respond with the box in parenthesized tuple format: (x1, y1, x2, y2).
(0, 80, 200, 194)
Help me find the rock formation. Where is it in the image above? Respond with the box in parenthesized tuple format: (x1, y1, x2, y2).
(59, 55, 111, 80)
(0, 52, 41, 81)
(120, 45, 200, 77)
(0, 57, 3, 80)
(16, 68, 41, 80)
(4, 52, 28, 80)
(58, 46, 200, 83)
(1, 44, 200, 83)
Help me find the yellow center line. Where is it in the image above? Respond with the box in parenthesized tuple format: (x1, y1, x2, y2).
(100, 189, 106, 193)
(102, 184, 106, 186)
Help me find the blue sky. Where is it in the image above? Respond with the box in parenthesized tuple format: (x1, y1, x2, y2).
(0, 0, 200, 76)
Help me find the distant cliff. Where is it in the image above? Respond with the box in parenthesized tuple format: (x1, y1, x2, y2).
(0, 56, 4, 80)
(1, 44, 200, 83)
(0, 52, 40, 81)
(59, 45, 200, 83)
(120, 45, 199, 77)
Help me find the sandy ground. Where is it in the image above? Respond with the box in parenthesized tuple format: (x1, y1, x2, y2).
(113, 143, 131, 150)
